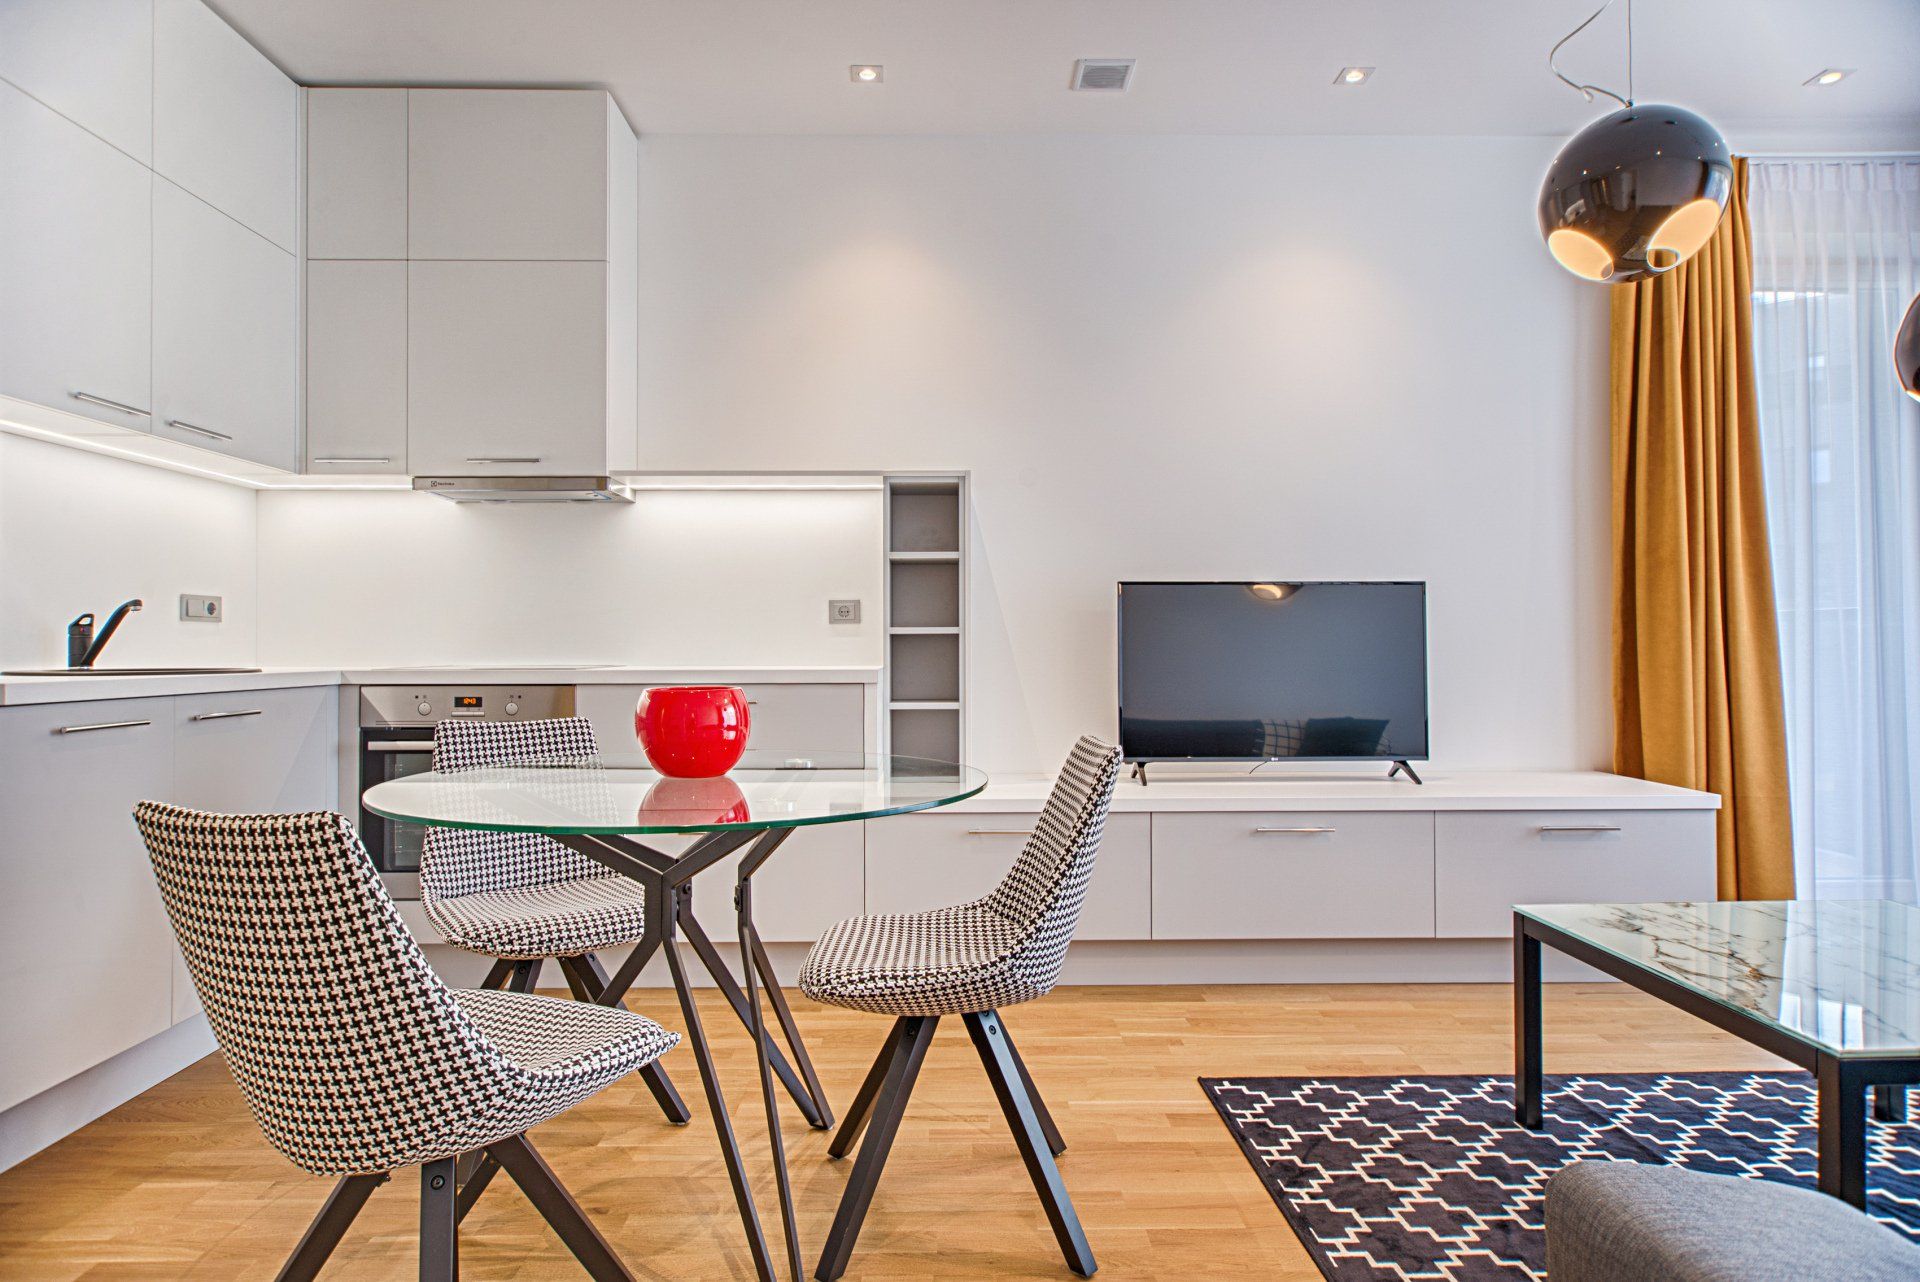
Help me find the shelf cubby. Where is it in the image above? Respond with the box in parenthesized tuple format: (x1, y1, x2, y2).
(883, 475, 966, 763)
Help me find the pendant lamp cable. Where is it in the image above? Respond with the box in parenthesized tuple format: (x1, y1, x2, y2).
(1551, 0, 1633, 109)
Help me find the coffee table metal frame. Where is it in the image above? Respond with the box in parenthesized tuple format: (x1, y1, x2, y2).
(1514, 908, 1920, 1209)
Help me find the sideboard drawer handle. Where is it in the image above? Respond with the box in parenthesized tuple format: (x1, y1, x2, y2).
(967, 828, 1033, 837)
(190, 708, 265, 722)
(54, 719, 153, 734)
(1537, 824, 1623, 834)
(1253, 826, 1337, 834)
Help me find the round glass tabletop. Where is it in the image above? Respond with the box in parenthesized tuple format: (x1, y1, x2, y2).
(361, 750, 988, 835)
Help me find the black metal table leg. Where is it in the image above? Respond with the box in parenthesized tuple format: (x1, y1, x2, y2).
(1818, 1055, 1869, 1208)
(1875, 1084, 1907, 1123)
(740, 876, 806, 1282)
(749, 927, 835, 1129)
(678, 903, 829, 1128)
(664, 896, 781, 1282)
(1514, 917, 1543, 1130)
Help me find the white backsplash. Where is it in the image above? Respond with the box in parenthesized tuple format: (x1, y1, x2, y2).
(0, 434, 259, 669)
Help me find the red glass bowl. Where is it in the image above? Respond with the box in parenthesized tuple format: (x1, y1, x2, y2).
(634, 685, 751, 778)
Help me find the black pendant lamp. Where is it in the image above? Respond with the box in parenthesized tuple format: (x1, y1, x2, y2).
(1537, 0, 1733, 284)
(1898, 292, 1920, 403)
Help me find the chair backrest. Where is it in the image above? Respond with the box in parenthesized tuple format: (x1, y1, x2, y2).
(133, 802, 519, 1175)
(981, 735, 1121, 995)
(422, 715, 608, 900)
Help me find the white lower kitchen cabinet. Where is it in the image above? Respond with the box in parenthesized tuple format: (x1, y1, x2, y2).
(865, 812, 1152, 941)
(0, 699, 177, 1113)
(1434, 810, 1719, 938)
(573, 683, 867, 760)
(169, 687, 337, 1021)
(0, 83, 152, 429)
(1150, 811, 1436, 939)
(152, 176, 299, 470)
(688, 824, 866, 943)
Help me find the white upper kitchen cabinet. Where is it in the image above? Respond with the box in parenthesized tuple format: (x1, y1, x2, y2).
(407, 90, 619, 260)
(306, 261, 408, 473)
(0, 83, 152, 429)
(153, 0, 298, 252)
(152, 178, 300, 470)
(0, 0, 153, 164)
(0, 699, 177, 1113)
(306, 88, 407, 259)
(407, 260, 611, 476)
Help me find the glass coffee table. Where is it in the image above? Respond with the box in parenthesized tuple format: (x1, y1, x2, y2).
(1513, 900, 1920, 1208)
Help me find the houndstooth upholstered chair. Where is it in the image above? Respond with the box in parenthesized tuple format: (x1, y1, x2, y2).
(132, 801, 677, 1281)
(799, 734, 1121, 1281)
(422, 716, 689, 1124)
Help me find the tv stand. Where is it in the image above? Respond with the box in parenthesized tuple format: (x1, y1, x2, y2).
(1133, 759, 1426, 784)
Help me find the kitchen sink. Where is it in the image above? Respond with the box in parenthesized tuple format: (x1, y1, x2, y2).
(2, 667, 265, 676)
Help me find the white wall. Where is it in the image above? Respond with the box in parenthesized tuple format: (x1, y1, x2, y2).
(634, 134, 1614, 774)
(0, 434, 258, 668)
(254, 486, 885, 667)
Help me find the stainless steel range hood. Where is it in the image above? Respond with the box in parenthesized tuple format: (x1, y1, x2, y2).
(412, 476, 634, 503)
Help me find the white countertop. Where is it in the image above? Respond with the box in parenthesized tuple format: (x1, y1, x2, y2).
(946, 769, 1720, 811)
(0, 665, 882, 706)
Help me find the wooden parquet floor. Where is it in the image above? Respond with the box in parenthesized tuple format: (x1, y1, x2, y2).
(0, 983, 1786, 1280)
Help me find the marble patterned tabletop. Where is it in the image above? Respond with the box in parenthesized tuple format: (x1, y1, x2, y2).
(1516, 900, 1920, 1057)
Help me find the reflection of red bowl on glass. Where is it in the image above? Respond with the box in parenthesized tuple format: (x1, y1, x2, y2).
(635, 685, 751, 778)
(639, 775, 750, 826)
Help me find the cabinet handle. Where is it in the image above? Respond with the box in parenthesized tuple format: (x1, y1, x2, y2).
(168, 419, 233, 442)
(312, 456, 393, 465)
(1538, 824, 1623, 834)
(190, 708, 264, 722)
(70, 390, 151, 417)
(54, 719, 153, 735)
(1253, 826, 1337, 834)
(466, 456, 541, 464)
(967, 828, 1033, 836)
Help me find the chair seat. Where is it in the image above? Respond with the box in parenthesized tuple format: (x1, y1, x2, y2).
(799, 903, 1048, 1016)
(425, 875, 648, 960)
(434, 988, 679, 1156)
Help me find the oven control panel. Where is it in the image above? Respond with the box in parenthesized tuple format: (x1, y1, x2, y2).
(359, 685, 576, 728)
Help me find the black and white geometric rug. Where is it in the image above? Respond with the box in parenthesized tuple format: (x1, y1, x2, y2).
(1202, 1072, 1920, 1281)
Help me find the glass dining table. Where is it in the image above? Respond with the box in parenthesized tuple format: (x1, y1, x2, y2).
(363, 750, 988, 1282)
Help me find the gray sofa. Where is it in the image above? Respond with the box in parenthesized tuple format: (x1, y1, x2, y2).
(1545, 1161, 1920, 1281)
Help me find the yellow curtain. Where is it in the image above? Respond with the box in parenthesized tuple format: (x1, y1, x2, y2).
(1610, 157, 1795, 900)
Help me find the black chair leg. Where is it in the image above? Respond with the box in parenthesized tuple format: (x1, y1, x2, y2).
(274, 1171, 387, 1282)
(828, 1018, 910, 1159)
(489, 1133, 638, 1282)
(477, 957, 517, 990)
(420, 1157, 459, 1281)
(964, 1010, 1096, 1278)
(815, 1016, 938, 1282)
(997, 1016, 1066, 1157)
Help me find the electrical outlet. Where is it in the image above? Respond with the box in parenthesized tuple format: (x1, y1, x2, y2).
(828, 599, 861, 625)
(180, 594, 222, 622)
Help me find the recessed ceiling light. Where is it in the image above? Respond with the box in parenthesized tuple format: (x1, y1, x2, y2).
(1805, 67, 1852, 86)
(850, 64, 882, 84)
(1335, 66, 1375, 85)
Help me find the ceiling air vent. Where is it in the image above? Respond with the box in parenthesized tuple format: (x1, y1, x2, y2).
(1071, 59, 1135, 92)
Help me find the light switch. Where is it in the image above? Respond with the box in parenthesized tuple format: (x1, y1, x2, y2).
(828, 599, 861, 625)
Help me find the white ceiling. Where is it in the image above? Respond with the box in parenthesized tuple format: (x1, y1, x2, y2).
(212, 0, 1920, 144)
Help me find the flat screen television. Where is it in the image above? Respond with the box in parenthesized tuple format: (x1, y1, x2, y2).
(1116, 581, 1428, 765)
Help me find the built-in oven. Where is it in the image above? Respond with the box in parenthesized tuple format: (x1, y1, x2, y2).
(357, 685, 577, 898)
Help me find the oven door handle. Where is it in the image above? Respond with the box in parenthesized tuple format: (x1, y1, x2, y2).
(365, 740, 437, 752)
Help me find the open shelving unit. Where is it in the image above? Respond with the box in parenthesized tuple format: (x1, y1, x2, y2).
(883, 475, 967, 764)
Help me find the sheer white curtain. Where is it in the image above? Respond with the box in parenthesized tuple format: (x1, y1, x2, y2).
(1749, 157, 1920, 900)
